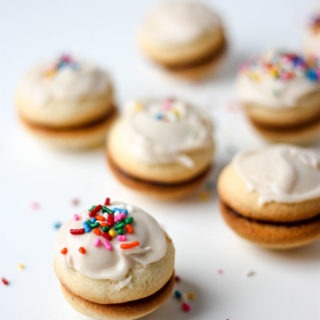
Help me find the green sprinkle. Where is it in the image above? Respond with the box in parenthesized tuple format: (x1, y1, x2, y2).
(117, 228, 124, 235)
(101, 226, 110, 232)
(125, 217, 134, 224)
(102, 206, 113, 214)
(114, 221, 126, 230)
(90, 222, 100, 229)
(89, 205, 96, 211)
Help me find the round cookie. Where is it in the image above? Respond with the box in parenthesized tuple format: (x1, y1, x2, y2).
(54, 198, 175, 319)
(304, 13, 320, 57)
(138, 1, 227, 81)
(16, 54, 117, 150)
(236, 50, 320, 144)
(106, 98, 215, 200)
(217, 145, 320, 249)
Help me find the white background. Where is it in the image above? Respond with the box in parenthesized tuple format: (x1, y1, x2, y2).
(1, 0, 320, 319)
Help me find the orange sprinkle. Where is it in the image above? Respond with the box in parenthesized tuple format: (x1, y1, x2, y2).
(96, 216, 105, 221)
(61, 248, 68, 255)
(94, 228, 101, 236)
(100, 222, 108, 227)
(125, 224, 134, 234)
(120, 241, 140, 250)
(79, 247, 86, 254)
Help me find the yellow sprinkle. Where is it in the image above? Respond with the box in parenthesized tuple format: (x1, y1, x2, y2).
(133, 102, 144, 111)
(43, 68, 56, 79)
(171, 109, 180, 118)
(250, 72, 260, 82)
(188, 292, 195, 300)
(109, 229, 116, 237)
(17, 263, 25, 270)
(198, 191, 210, 201)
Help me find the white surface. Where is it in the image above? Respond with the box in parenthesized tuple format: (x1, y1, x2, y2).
(1, 0, 320, 319)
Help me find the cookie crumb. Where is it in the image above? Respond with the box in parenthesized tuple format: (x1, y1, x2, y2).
(247, 270, 256, 277)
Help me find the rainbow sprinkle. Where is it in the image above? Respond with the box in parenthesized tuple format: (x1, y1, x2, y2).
(173, 275, 195, 313)
(309, 14, 320, 34)
(240, 51, 320, 83)
(62, 198, 136, 255)
(43, 54, 79, 78)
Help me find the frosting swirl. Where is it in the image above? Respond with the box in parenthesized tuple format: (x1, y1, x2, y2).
(56, 200, 167, 282)
(236, 50, 320, 108)
(122, 98, 214, 168)
(140, 1, 221, 45)
(233, 145, 320, 206)
(18, 55, 111, 106)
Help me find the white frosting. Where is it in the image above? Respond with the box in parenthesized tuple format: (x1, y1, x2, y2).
(234, 145, 320, 206)
(19, 57, 111, 106)
(123, 99, 214, 168)
(141, 1, 221, 45)
(236, 51, 320, 108)
(56, 202, 167, 283)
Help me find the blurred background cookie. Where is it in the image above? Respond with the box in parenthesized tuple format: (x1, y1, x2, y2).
(217, 145, 320, 249)
(16, 54, 117, 150)
(107, 97, 214, 200)
(138, 1, 227, 81)
(236, 50, 320, 144)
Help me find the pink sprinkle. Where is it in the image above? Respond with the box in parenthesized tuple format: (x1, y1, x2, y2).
(74, 214, 80, 221)
(102, 239, 113, 251)
(94, 238, 101, 247)
(182, 302, 191, 312)
(162, 100, 172, 110)
(117, 235, 127, 242)
(114, 213, 126, 222)
(30, 202, 40, 210)
(217, 268, 224, 274)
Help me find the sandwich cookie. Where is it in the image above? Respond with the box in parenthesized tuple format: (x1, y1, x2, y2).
(16, 55, 117, 150)
(218, 145, 320, 249)
(236, 50, 320, 144)
(106, 98, 215, 200)
(54, 198, 175, 319)
(138, 1, 227, 80)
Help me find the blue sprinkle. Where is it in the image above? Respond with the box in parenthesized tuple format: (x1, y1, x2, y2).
(53, 221, 62, 230)
(306, 69, 318, 82)
(293, 57, 305, 67)
(174, 290, 182, 299)
(83, 221, 91, 233)
(155, 113, 163, 120)
(90, 218, 96, 223)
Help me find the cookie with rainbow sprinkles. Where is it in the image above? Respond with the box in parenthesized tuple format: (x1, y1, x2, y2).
(16, 54, 117, 150)
(54, 197, 175, 320)
(236, 50, 320, 144)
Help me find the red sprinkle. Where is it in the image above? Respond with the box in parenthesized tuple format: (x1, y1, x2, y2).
(61, 248, 68, 255)
(79, 247, 86, 254)
(120, 241, 140, 250)
(70, 228, 85, 235)
(101, 232, 112, 241)
(89, 204, 102, 217)
(104, 197, 110, 205)
(107, 214, 114, 227)
(1, 278, 9, 286)
(182, 302, 191, 312)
